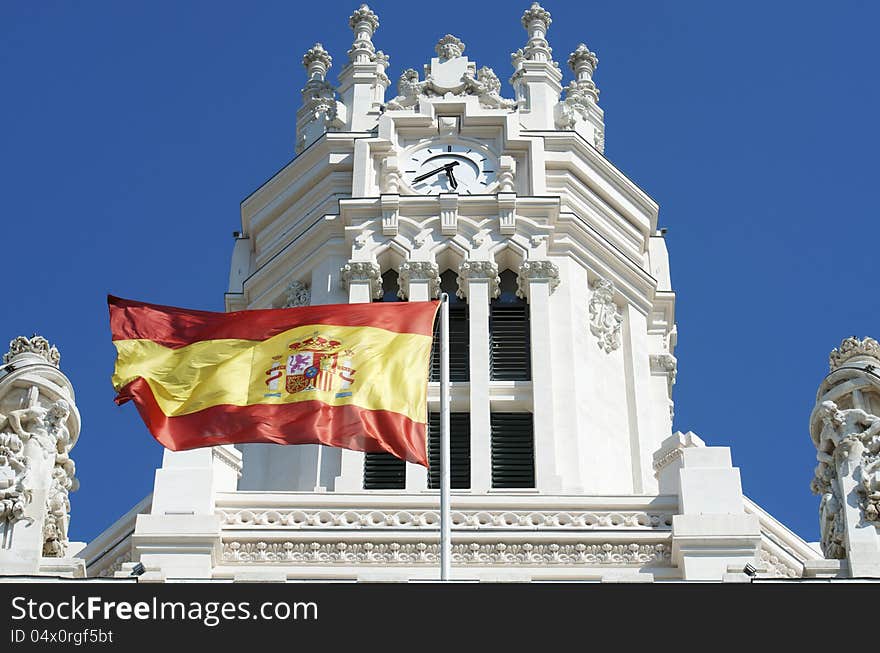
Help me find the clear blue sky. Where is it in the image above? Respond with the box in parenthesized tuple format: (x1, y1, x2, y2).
(2, 1, 877, 546)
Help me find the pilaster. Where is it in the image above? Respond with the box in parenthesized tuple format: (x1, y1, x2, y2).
(457, 261, 498, 492)
(517, 260, 562, 491)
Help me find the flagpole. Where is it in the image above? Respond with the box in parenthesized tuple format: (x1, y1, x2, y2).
(439, 292, 451, 581)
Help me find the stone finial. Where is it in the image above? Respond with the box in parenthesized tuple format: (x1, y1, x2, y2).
(829, 336, 880, 371)
(518, 2, 554, 64)
(568, 43, 598, 75)
(521, 2, 552, 31)
(435, 34, 466, 60)
(4, 335, 60, 367)
(349, 3, 379, 33)
(302, 43, 332, 79)
(348, 4, 379, 63)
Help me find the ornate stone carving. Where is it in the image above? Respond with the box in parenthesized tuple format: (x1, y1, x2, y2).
(384, 35, 515, 111)
(4, 335, 60, 367)
(811, 400, 880, 558)
(457, 260, 500, 300)
(339, 261, 383, 299)
(0, 392, 76, 556)
(589, 278, 622, 353)
(281, 280, 310, 308)
(829, 336, 880, 371)
(567, 43, 599, 102)
(397, 261, 441, 299)
(760, 548, 801, 578)
(516, 260, 560, 299)
(650, 353, 677, 391)
(347, 4, 379, 63)
(520, 2, 554, 63)
(218, 507, 673, 530)
(297, 43, 343, 153)
(435, 34, 465, 61)
(222, 539, 671, 566)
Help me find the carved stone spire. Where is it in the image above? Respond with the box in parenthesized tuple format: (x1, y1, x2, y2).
(348, 4, 379, 63)
(521, 2, 553, 63)
(296, 43, 342, 153)
(567, 43, 599, 103)
(511, 3, 562, 130)
(338, 4, 387, 131)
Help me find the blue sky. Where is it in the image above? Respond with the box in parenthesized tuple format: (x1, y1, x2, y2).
(2, 1, 877, 546)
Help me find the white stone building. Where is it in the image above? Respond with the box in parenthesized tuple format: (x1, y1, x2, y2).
(2, 3, 878, 583)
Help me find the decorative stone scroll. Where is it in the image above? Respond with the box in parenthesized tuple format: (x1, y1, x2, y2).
(281, 280, 311, 308)
(589, 278, 622, 353)
(339, 261, 383, 300)
(397, 261, 441, 300)
(456, 260, 500, 300)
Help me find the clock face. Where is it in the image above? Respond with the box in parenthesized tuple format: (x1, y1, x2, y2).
(402, 142, 497, 195)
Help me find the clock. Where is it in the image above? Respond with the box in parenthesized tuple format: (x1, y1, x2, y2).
(402, 141, 498, 195)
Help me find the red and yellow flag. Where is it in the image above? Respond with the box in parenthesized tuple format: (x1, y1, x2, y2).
(109, 296, 439, 466)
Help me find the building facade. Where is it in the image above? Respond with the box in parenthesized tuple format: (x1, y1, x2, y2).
(2, 3, 877, 582)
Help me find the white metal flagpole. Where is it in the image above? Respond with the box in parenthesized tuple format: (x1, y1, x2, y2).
(439, 292, 451, 581)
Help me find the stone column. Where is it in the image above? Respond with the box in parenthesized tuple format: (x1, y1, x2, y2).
(810, 337, 880, 577)
(397, 261, 440, 491)
(457, 261, 497, 492)
(334, 261, 383, 491)
(0, 335, 83, 577)
(517, 260, 563, 492)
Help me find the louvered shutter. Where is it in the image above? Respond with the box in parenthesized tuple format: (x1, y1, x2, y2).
(426, 412, 471, 489)
(364, 269, 406, 488)
(491, 412, 535, 488)
(489, 270, 531, 381)
(430, 270, 469, 382)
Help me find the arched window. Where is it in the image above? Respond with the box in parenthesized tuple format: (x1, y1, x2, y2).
(489, 269, 531, 381)
(430, 269, 469, 382)
(363, 269, 406, 489)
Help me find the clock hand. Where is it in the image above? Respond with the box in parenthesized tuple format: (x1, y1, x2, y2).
(446, 167, 458, 189)
(412, 160, 460, 184)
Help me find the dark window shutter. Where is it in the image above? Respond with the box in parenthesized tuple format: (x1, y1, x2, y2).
(364, 269, 406, 488)
(491, 412, 535, 488)
(430, 270, 469, 382)
(363, 452, 406, 489)
(427, 412, 471, 489)
(489, 270, 531, 381)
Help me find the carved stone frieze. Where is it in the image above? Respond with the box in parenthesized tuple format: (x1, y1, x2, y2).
(339, 261, 383, 300)
(456, 260, 500, 300)
(397, 261, 441, 299)
(222, 540, 671, 566)
(589, 278, 622, 353)
(218, 508, 673, 530)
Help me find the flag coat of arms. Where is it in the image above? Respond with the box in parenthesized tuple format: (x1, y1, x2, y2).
(109, 296, 440, 466)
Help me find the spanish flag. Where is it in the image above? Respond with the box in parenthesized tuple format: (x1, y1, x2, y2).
(109, 296, 439, 466)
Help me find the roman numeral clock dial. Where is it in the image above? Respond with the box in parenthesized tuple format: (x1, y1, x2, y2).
(402, 142, 498, 195)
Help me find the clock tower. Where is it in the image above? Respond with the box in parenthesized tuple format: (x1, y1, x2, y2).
(88, 3, 826, 582)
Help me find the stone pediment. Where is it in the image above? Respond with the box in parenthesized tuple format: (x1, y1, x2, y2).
(385, 34, 515, 111)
